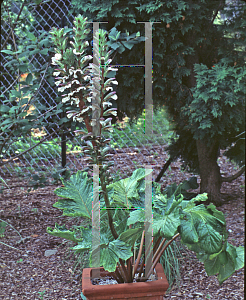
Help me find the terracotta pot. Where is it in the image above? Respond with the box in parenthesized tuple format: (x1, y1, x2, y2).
(82, 263, 169, 300)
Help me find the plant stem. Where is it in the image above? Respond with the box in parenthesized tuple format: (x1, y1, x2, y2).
(146, 233, 180, 280)
(153, 236, 162, 254)
(133, 230, 145, 277)
(137, 258, 145, 281)
(119, 258, 131, 283)
(110, 270, 122, 283)
(100, 180, 118, 239)
(136, 238, 153, 281)
(152, 237, 166, 264)
(113, 267, 124, 283)
(127, 257, 132, 282)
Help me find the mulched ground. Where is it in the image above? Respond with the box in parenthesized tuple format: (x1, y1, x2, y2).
(0, 145, 244, 299)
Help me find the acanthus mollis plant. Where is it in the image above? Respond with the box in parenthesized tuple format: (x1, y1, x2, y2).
(47, 15, 244, 286)
(50, 15, 118, 185)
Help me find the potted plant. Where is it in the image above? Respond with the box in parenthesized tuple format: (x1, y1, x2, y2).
(47, 15, 244, 299)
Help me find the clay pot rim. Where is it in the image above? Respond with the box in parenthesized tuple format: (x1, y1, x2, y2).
(82, 263, 169, 298)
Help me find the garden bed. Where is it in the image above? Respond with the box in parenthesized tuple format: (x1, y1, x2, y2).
(0, 149, 244, 299)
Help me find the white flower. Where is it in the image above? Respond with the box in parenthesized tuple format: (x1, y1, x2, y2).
(74, 69, 83, 75)
(75, 86, 86, 92)
(69, 69, 74, 75)
(65, 83, 72, 89)
(68, 91, 76, 96)
(81, 55, 93, 64)
(71, 97, 79, 105)
(55, 80, 62, 86)
(73, 49, 83, 55)
(111, 94, 118, 100)
(105, 87, 113, 91)
(53, 71, 60, 76)
(51, 57, 58, 65)
(81, 106, 91, 114)
(110, 111, 117, 116)
(58, 86, 66, 92)
(76, 117, 84, 122)
(111, 80, 118, 85)
(108, 67, 118, 72)
(71, 79, 80, 85)
(83, 75, 90, 80)
(70, 41, 76, 48)
(103, 102, 112, 108)
(84, 41, 89, 47)
(67, 112, 75, 118)
(85, 55, 93, 60)
(62, 76, 69, 83)
(55, 53, 62, 60)
(62, 96, 70, 103)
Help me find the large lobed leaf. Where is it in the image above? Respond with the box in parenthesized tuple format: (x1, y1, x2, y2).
(180, 203, 226, 254)
(107, 168, 153, 208)
(53, 171, 93, 219)
(47, 223, 84, 243)
(204, 243, 244, 285)
(100, 239, 133, 272)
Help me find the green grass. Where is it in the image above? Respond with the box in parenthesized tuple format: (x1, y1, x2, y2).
(160, 239, 186, 294)
(102, 107, 173, 149)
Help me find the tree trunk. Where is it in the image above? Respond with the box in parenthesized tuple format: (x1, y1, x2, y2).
(196, 139, 222, 206)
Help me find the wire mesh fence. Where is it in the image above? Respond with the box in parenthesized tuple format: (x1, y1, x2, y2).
(1, 0, 172, 183)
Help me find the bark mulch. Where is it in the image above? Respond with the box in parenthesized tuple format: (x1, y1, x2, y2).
(0, 146, 244, 299)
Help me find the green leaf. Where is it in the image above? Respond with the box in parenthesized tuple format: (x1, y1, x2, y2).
(53, 171, 93, 219)
(26, 32, 36, 41)
(47, 223, 83, 243)
(162, 182, 177, 198)
(119, 227, 144, 246)
(25, 73, 33, 85)
(234, 246, 244, 270)
(40, 49, 49, 55)
(153, 211, 180, 239)
(72, 228, 93, 253)
(108, 168, 153, 208)
(121, 41, 135, 50)
(217, 253, 236, 285)
(39, 38, 50, 47)
(10, 90, 22, 98)
(180, 204, 225, 253)
(29, 49, 40, 56)
(0, 105, 10, 113)
(0, 221, 7, 235)
(178, 176, 199, 191)
(100, 239, 132, 272)
(1, 49, 14, 54)
(127, 209, 145, 226)
(18, 64, 28, 73)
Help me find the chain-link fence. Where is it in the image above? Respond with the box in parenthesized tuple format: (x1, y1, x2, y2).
(1, 0, 171, 182)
